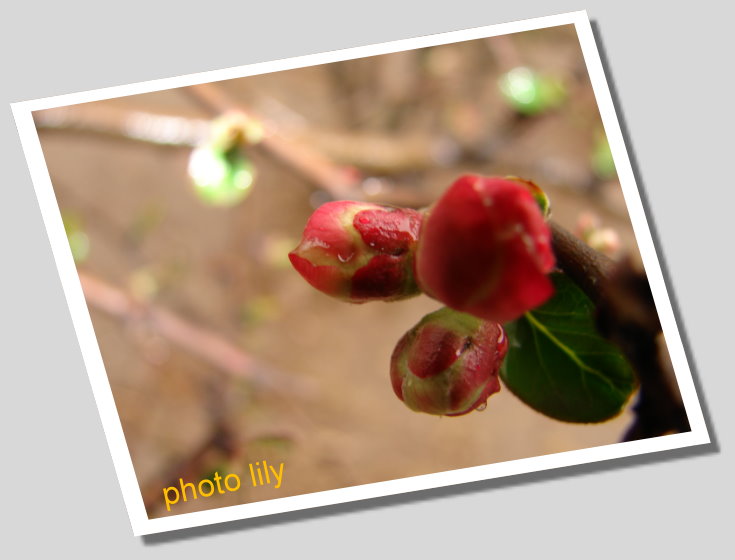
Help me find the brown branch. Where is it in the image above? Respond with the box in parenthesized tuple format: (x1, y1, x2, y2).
(295, 129, 460, 175)
(550, 220, 614, 306)
(33, 105, 210, 147)
(595, 261, 689, 441)
(186, 83, 364, 200)
(78, 271, 315, 397)
(141, 421, 238, 515)
(34, 89, 432, 207)
(184, 83, 444, 207)
(550, 222, 689, 441)
(485, 34, 523, 72)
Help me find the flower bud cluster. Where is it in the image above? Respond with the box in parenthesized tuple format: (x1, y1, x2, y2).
(289, 175, 556, 416)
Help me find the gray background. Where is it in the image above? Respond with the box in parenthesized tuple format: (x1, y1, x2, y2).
(2, 1, 730, 557)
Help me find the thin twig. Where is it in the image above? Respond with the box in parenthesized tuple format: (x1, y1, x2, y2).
(33, 105, 210, 147)
(186, 83, 364, 200)
(34, 93, 432, 207)
(78, 271, 315, 396)
(141, 421, 238, 515)
(485, 34, 523, 71)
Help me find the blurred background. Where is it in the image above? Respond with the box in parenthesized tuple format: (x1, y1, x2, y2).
(35, 24, 650, 518)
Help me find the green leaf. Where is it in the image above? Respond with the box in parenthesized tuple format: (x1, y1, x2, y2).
(500, 273, 637, 423)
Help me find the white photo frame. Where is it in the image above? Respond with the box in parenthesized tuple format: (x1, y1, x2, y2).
(11, 10, 709, 536)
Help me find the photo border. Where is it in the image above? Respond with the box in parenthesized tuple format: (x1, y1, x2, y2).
(11, 10, 710, 536)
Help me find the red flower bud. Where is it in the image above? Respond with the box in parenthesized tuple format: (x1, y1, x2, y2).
(390, 308, 508, 416)
(289, 201, 422, 303)
(415, 175, 555, 323)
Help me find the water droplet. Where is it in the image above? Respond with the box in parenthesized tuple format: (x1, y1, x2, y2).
(476, 402, 487, 412)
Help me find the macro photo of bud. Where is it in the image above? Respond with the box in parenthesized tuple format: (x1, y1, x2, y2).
(289, 201, 423, 303)
(390, 307, 508, 416)
(415, 175, 556, 323)
(19, 13, 702, 539)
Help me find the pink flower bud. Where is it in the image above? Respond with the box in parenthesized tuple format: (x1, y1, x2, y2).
(289, 201, 423, 303)
(415, 175, 555, 323)
(390, 308, 508, 416)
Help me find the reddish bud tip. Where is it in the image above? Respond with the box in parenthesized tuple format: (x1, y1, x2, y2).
(415, 175, 556, 323)
(390, 308, 508, 416)
(290, 201, 422, 303)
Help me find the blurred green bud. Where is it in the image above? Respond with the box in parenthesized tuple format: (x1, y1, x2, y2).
(499, 66, 566, 116)
(188, 112, 264, 207)
(61, 212, 90, 263)
(188, 143, 255, 207)
(591, 133, 617, 180)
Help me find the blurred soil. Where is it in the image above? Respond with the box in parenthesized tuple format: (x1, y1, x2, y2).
(37, 25, 656, 518)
